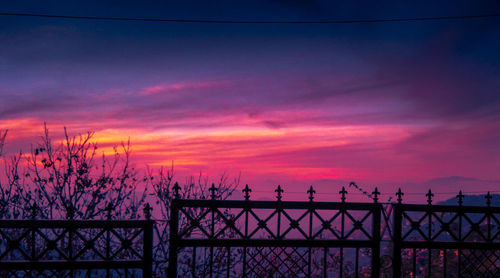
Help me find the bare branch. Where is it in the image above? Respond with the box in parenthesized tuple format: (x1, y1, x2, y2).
(0, 129, 7, 157)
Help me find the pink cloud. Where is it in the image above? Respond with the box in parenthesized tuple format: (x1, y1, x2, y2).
(141, 80, 229, 96)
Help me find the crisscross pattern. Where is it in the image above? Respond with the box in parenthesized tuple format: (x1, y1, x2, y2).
(0, 220, 153, 277)
(394, 204, 500, 278)
(169, 199, 381, 277)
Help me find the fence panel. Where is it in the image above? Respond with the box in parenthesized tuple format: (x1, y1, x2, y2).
(0, 220, 153, 277)
(168, 193, 382, 277)
(393, 194, 500, 278)
(2, 186, 500, 277)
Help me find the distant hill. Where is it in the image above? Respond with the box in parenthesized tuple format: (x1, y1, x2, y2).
(438, 193, 500, 206)
(407, 176, 500, 194)
(378, 176, 500, 203)
(426, 176, 482, 184)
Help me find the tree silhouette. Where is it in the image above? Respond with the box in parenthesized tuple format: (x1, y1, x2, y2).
(0, 124, 145, 220)
(0, 125, 238, 277)
(144, 166, 239, 275)
(0, 129, 6, 157)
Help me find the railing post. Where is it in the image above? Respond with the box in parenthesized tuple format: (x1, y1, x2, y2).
(143, 221, 153, 277)
(144, 203, 153, 278)
(372, 204, 381, 278)
(393, 204, 402, 278)
(106, 203, 112, 278)
(168, 200, 179, 278)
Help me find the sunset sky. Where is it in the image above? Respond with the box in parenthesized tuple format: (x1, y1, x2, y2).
(1, 1, 500, 201)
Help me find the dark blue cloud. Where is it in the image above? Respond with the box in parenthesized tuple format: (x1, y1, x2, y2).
(2, 1, 500, 126)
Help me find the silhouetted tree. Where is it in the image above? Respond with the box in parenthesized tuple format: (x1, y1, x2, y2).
(145, 165, 239, 275)
(0, 125, 238, 277)
(0, 129, 6, 157)
(0, 124, 146, 220)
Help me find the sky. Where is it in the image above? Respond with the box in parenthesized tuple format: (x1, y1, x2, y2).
(1, 1, 500, 201)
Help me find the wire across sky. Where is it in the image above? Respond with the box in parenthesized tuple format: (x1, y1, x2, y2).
(3, 3, 500, 196)
(1, 12, 500, 24)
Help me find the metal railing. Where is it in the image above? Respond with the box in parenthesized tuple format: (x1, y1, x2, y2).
(0, 219, 153, 277)
(2, 184, 500, 277)
(393, 191, 500, 277)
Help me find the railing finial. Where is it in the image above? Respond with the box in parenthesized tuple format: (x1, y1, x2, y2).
(396, 188, 404, 204)
(67, 203, 75, 220)
(426, 189, 434, 205)
(275, 185, 284, 201)
(307, 185, 315, 202)
(173, 182, 181, 199)
(339, 186, 347, 203)
(143, 203, 152, 220)
(105, 202, 113, 220)
(372, 187, 380, 203)
(486, 191, 492, 207)
(457, 190, 464, 206)
(242, 184, 252, 201)
(30, 202, 38, 220)
(209, 183, 217, 200)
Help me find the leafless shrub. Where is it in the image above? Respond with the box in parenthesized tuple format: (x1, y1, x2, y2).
(145, 166, 239, 275)
(0, 124, 146, 220)
(0, 125, 238, 277)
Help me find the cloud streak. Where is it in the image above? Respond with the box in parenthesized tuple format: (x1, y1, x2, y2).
(1, 1, 500, 192)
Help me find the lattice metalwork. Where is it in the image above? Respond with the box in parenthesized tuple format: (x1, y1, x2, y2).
(168, 184, 381, 277)
(393, 190, 500, 278)
(0, 220, 153, 277)
(461, 249, 500, 277)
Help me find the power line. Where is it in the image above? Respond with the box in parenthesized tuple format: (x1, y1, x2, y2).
(1, 12, 500, 24)
(251, 190, 500, 195)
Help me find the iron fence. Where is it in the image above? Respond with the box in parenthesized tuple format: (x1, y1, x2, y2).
(168, 185, 500, 278)
(1, 185, 500, 277)
(393, 191, 500, 278)
(0, 219, 153, 277)
(168, 185, 383, 277)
